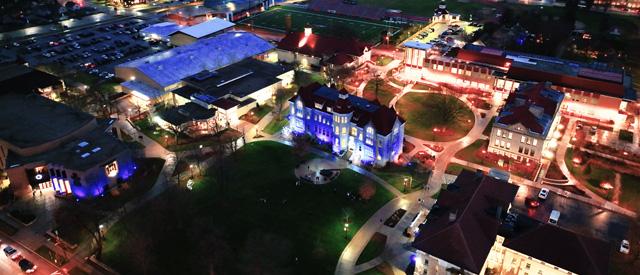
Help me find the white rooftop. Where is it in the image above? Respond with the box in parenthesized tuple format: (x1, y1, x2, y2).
(117, 31, 274, 88)
(403, 40, 433, 51)
(140, 22, 184, 40)
(172, 18, 236, 39)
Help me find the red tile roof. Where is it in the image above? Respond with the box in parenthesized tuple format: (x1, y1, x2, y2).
(456, 48, 512, 68)
(507, 65, 625, 98)
(277, 32, 370, 58)
(497, 105, 544, 134)
(504, 224, 610, 275)
(413, 170, 519, 273)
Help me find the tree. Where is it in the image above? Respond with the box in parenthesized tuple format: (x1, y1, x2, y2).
(433, 96, 466, 125)
(272, 88, 289, 121)
(327, 66, 355, 90)
(166, 123, 184, 145)
(53, 203, 104, 259)
(291, 135, 310, 161)
(371, 76, 384, 100)
(358, 181, 377, 201)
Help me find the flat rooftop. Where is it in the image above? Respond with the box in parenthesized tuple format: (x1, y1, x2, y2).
(0, 93, 95, 149)
(117, 31, 275, 87)
(7, 127, 129, 171)
(177, 58, 290, 100)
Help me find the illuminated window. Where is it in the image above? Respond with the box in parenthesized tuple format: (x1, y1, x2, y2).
(496, 129, 502, 137)
(341, 127, 347, 135)
(532, 139, 538, 146)
(335, 126, 339, 134)
(105, 161, 119, 178)
(451, 68, 457, 74)
(351, 128, 357, 136)
(494, 139, 499, 146)
(521, 136, 526, 143)
(367, 127, 374, 134)
(508, 132, 513, 139)
(506, 142, 511, 149)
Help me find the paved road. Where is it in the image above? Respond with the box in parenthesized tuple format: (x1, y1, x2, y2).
(510, 184, 631, 243)
(0, 233, 59, 275)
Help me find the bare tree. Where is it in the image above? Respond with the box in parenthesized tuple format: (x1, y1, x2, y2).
(53, 203, 105, 259)
(272, 88, 289, 121)
(166, 123, 184, 145)
(371, 76, 384, 99)
(358, 181, 377, 201)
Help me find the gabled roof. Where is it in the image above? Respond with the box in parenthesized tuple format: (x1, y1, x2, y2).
(171, 18, 235, 39)
(277, 32, 370, 58)
(291, 83, 404, 135)
(413, 170, 519, 273)
(117, 32, 274, 87)
(503, 224, 610, 275)
(495, 82, 563, 136)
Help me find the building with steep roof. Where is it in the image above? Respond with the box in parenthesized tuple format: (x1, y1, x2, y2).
(276, 26, 371, 69)
(288, 83, 404, 166)
(413, 170, 611, 275)
(488, 82, 564, 163)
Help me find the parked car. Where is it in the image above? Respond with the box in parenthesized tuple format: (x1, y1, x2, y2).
(538, 188, 549, 200)
(548, 210, 560, 225)
(3, 245, 21, 260)
(18, 258, 37, 273)
(620, 240, 630, 254)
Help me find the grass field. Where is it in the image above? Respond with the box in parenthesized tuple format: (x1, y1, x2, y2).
(395, 93, 474, 142)
(239, 6, 400, 43)
(102, 141, 394, 274)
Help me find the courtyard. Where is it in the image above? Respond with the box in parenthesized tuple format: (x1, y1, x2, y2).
(102, 141, 394, 274)
(395, 93, 475, 142)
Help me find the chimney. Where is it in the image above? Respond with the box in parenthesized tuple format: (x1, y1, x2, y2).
(304, 23, 312, 37)
(448, 210, 457, 223)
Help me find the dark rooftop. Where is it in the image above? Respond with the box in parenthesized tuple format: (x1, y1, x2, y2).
(412, 170, 519, 273)
(158, 102, 216, 126)
(7, 128, 129, 172)
(179, 58, 290, 100)
(0, 93, 95, 149)
(0, 64, 62, 95)
(501, 218, 611, 275)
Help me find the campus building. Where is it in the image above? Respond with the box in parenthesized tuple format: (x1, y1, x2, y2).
(288, 83, 405, 167)
(165, 5, 216, 26)
(203, 0, 274, 21)
(413, 170, 610, 275)
(432, 1, 460, 23)
(276, 27, 372, 69)
(154, 58, 293, 135)
(140, 22, 184, 43)
(0, 92, 134, 199)
(0, 64, 65, 101)
(488, 82, 564, 163)
(169, 18, 235, 46)
(402, 44, 636, 125)
(115, 31, 275, 109)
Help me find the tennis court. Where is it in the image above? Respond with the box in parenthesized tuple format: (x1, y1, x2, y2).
(239, 6, 400, 43)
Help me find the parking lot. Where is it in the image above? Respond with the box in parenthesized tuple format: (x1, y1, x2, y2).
(510, 184, 631, 243)
(0, 17, 170, 81)
(405, 20, 482, 49)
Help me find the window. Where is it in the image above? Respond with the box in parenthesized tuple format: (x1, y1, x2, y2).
(521, 136, 526, 143)
(532, 139, 538, 146)
(451, 68, 458, 74)
(367, 127, 374, 135)
(494, 139, 499, 146)
(496, 129, 502, 137)
(524, 148, 529, 155)
(508, 132, 513, 139)
(351, 128, 357, 136)
(335, 126, 339, 134)
(506, 142, 511, 149)
(341, 127, 347, 135)
(518, 146, 523, 153)
(526, 263, 531, 269)
(530, 150, 535, 157)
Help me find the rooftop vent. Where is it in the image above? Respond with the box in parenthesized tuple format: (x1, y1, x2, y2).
(91, 147, 102, 153)
(78, 141, 89, 148)
(81, 153, 91, 158)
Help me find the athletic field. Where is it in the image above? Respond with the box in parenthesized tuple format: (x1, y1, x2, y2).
(238, 6, 400, 43)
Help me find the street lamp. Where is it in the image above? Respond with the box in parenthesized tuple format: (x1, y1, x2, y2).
(343, 222, 350, 239)
(189, 164, 194, 178)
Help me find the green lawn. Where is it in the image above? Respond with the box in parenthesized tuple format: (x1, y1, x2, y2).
(372, 164, 425, 193)
(239, 6, 399, 43)
(358, 0, 488, 18)
(396, 93, 474, 142)
(264, 110, 290, 135)
(363, 81, 398, 107)
(296, 71, 327, 87)
(454, 139, 486, 164)
(102, 141, 394, 274)
(134, 119, 241, 152)
(375, 56, 394, 66)
(356, 233, 387, 265)
(240, 105, 274, 124)
(564, 148, 615, 200)
(619, 174, 640, 213)
(483, 117, 495, 136)
(445, 163, 475, 176)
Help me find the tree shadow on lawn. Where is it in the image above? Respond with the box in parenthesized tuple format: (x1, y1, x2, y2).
(102, 141, 394, 275)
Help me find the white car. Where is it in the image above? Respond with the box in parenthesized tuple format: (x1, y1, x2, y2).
(538, 188, 550, 200)
(620, 240, 630, 254)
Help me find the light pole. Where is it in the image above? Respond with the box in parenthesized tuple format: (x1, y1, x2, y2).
(343, 222, 350, 239)
(189, 164, 194, 179)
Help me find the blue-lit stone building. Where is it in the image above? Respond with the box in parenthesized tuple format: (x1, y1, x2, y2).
(289, 83, 405, 167)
